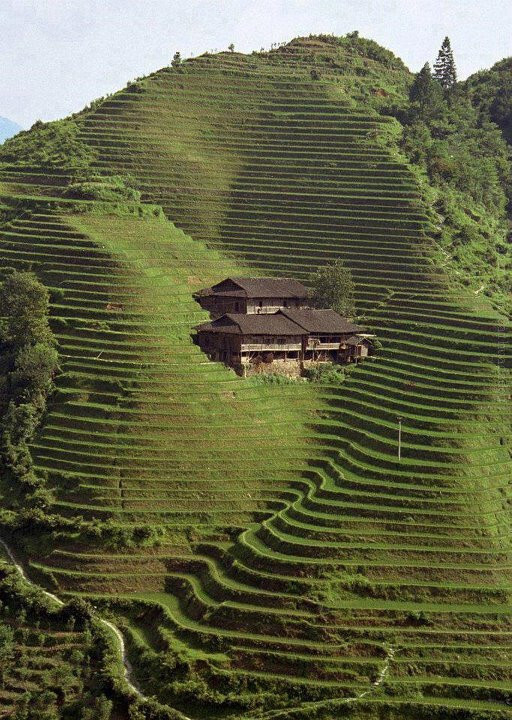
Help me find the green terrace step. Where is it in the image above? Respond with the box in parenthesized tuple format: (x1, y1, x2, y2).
(1, 42, 511, 716)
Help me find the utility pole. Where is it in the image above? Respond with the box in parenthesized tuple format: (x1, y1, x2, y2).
(397, 417, 403, 461)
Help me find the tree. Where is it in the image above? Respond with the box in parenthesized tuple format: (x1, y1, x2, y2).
(171, 51, 182, 68)
(11, 343, 59, 395)
(61, 597, 93, 630)
(433, 37, 457, 90)
(310, 259, 355, 317)
(409, 63, 444, 120)
(0, 271, 53, 348)
(228, 43, 235, 53)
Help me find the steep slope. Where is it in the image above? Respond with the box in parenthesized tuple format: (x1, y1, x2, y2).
(0, 35, 511, 720)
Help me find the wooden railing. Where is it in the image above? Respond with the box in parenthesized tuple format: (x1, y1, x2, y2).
(307, 341, 341, 350)
(241, 343, 302, 352)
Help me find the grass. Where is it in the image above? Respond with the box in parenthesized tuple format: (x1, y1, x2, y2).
(0, 35, 511, 719)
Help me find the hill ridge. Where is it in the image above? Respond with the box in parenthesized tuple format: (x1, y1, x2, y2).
(0, 35, 511, 719)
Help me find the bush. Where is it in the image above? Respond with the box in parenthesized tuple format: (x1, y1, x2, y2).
(309, 258, 355, 317)
(0, 271, 54, 348)
(63, 174, 141, 203)
(251, 373, 296, 385)
(303, 364, 345, 383)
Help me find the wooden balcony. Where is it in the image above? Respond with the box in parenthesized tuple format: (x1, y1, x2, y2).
(307, 341, 341, 350)
(241, 343, 302, 352)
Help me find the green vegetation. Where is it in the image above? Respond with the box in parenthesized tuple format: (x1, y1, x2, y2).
(0, 557, 128, 719)
(0, 32, 511, 720)
(0, 120, 95, 170)
(386, 55, 512, 307)
(433, 37, 457, 89)
(0, 272, 58, 505)
(464, 57, 512, 143)
(309, 258, 356, 317)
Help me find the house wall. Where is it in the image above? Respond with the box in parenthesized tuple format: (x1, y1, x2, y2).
(197, 295, 306, 317)
(197, 332, 241, 364)
(197, 330, 371, 372)
(198, 297, 247, 317)
(241, 334, 303, 351)
(246, 297, 304, 314)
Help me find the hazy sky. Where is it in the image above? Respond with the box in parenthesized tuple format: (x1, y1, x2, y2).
(2, 0, 512, 128)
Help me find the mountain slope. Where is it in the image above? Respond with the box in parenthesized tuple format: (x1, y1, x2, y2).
(0, 35, 511, 720)
(465, 57, 512, 144)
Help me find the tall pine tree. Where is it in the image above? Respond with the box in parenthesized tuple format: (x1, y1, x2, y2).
(410, 62, 444, 118)
(433, 37, 457, 89)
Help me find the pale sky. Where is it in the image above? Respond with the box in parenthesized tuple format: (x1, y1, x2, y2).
(2, 0, 512, 129)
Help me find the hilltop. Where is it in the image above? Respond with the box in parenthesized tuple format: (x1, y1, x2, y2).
(0, 34, 511, 720)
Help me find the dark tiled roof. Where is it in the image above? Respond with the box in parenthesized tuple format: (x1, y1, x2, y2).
(279, 308, 362, 334)
(195, 313, 308, 336)
(195, 277, 309, 299)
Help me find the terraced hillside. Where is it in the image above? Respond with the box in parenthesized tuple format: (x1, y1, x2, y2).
(1, 35, 512, 720)
(0, 548, 124, 718)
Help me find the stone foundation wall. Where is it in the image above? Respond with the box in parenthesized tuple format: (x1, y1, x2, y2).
(237, 359, 303, 378)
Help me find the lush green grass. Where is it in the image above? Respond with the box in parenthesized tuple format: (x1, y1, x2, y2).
(0, 35, 511, 720)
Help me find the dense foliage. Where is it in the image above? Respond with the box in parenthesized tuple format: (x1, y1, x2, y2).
(0, 119, 95, 169)
(464, 58, 512, 143)
(0, 272, 58, 505)
(386, 57, 512, 305)
(309, 258, 356, 317)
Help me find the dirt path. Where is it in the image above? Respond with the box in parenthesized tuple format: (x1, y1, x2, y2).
(0, 535, 146, 698)
(247, 645, 396, 719)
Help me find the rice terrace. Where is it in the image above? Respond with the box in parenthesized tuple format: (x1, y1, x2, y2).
(0, 24, 512, 720)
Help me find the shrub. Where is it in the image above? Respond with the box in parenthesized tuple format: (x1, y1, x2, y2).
(303, 364, 345, 383)
(309, 258, 355, 317)
(0, 271, 54, 348)
(63, 174, 141, 203)
(252, 373, 296, 385)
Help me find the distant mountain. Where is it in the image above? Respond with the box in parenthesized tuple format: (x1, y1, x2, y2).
(0, 116, 22, 143)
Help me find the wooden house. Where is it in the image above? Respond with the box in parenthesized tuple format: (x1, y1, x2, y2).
(279, 308, 363, 362)
(195, 308, 371, 373)
(193, 277, 309, 318)
(195, 312, 307, 368)
(344, 335, 373, 361)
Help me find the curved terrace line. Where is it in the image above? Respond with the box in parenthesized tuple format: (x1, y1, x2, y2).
(0, 536, 147, 705)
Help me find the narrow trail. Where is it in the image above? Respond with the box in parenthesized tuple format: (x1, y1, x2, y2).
(1, 532, 395, 720)
(0, 535, 195, 720)
(0, 535, 146, 699)
(246, 646, 396, 719)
